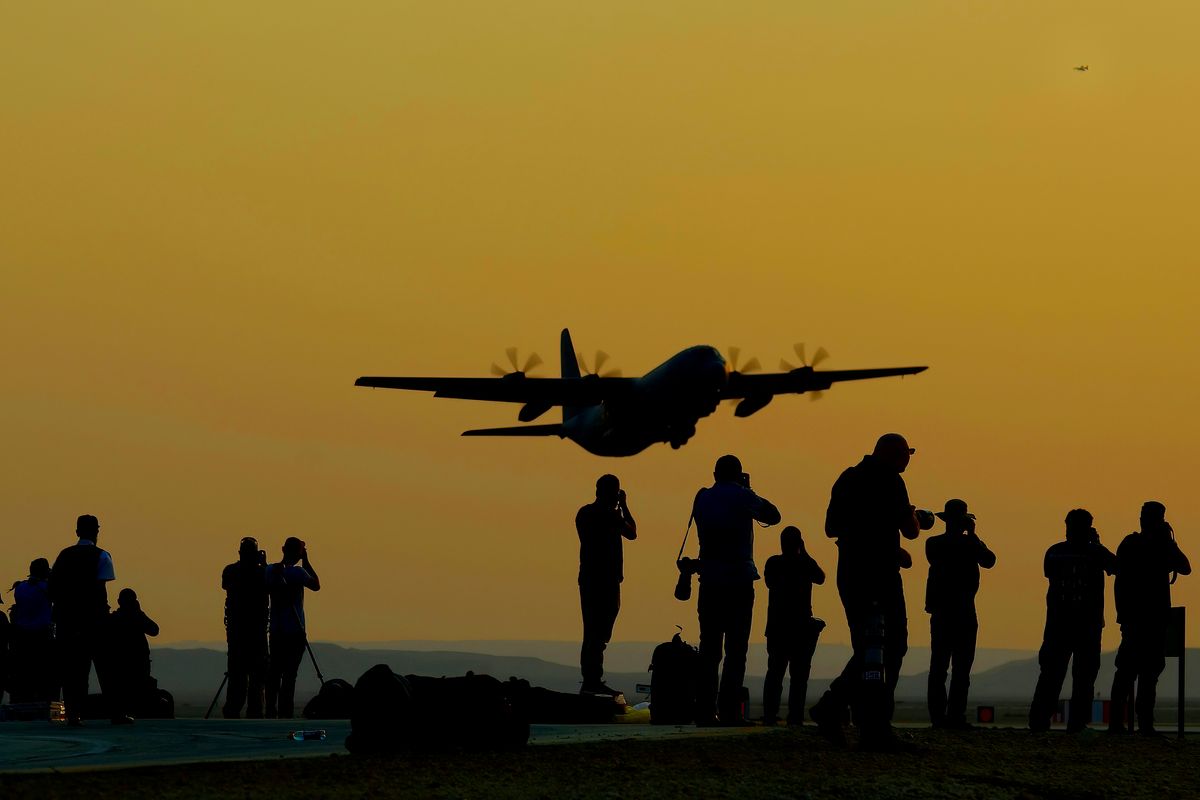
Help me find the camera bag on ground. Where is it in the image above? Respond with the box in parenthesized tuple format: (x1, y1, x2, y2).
(346, 666, 529, 753)
(344, 664, 414, 753)
(649, 630, 701, 724)
(303, 677, 355, 719)
(403, 672, 530, 751)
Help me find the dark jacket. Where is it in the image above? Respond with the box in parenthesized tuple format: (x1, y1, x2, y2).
(1043, 533, 1118, 628)
(763, 551, 825, 637)
(49, 544, 108, 626)
(222, 561, 269, 638)
(826, 455, 913, 587)
(693, 482, 781, 585)
(1114, 531, 1190, 625)
(576, 503, 635, 584)
(925, 532, 996, 616)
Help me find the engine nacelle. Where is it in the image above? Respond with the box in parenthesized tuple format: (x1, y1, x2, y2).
(734, 395, 773, 418)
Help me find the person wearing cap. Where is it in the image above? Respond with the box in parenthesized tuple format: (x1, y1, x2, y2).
(49, 514, 118, 725)
(691, 454, 782, 725)
(761, 525, 826, 726)
(265, 536, 320, 719)
(221, 537, 270, 718)
(1108, 502, 1190, 735)
(1028, 508, 1118, 733)
(8, 558, 55, 703)
(575, 474, 638, 697)
(924, 499, 996, 729)
(812, 433, 931, 749)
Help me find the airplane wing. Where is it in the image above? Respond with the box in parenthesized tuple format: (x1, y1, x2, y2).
(721, 366, 927, 400)
(354, 376, 636, 405)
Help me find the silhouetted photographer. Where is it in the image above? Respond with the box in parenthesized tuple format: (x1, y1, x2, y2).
(924, 499, 995, 729)
(575, 474, 637, 697)
(221, 537, 270, 718)
(1029, 508, 1118, 732)
(690, 454, 781, 725)
(49, 514, 117, 726)
(103, 588, 160, 722)
(265, 536, 320, 719)
(812, 433, 933, 750)
(1108, 501, 1191, 735)
(762, 525, 826, 726)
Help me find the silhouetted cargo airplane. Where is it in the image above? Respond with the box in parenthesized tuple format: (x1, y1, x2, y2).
(355, 329, 927, 456)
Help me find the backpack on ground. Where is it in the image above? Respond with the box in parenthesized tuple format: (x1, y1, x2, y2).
(303, 677, 355, 719)
(649, 630, 700, 725)
(345, 664, 414, 753)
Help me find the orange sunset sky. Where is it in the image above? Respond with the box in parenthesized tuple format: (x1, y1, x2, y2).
(3, 2, 1199, 654)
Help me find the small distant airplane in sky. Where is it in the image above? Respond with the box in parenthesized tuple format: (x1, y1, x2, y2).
(1074, 65, 1089, 72)
(355, 329, 927, 456)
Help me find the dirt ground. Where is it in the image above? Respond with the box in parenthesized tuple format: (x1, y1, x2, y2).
(8, 727, 1198, 799)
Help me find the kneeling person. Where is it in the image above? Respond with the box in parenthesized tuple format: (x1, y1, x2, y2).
(762, 526, 826, 725)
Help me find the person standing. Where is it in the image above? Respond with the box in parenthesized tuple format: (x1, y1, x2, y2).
(49, 514, 121, 725)
(575, 474, 637, 696)
(221, 537, 270, 718)
(265, 537, 320, 719)
(1028, 509, 1118, 732)
(761, 525, 826, 726)
(691, 454, 781, 725)
(8, 558, 55, 703)
(924, 499, 996, 729)
(811, 433, 929, 749)
(104, 588, 160, 720)
(1108, 502, 1190, 735)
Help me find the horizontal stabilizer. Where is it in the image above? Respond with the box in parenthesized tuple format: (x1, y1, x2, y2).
(461, 424, 565, 438)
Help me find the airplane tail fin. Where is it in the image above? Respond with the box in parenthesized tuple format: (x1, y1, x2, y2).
(462, 424, 565, 438)
(560, 328, 583, 422)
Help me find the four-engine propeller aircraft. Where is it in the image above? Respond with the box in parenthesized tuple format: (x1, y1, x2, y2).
(355, 329, 927, 456)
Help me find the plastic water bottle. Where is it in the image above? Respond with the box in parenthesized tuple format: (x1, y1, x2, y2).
(289, 729, 327, 742)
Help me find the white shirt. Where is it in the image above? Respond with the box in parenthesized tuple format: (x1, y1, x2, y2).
(77, 538, 116, 581)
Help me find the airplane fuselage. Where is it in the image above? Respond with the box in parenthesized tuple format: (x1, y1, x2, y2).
(563, 345, 727, 456)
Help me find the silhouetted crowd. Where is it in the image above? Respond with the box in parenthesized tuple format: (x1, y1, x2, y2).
(578, 433, 1190, 750)
(0, 515, 159, 725)
(0, 518, 321, 726)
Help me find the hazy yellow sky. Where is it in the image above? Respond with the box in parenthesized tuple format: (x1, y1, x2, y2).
(3, 1, 1199, 654)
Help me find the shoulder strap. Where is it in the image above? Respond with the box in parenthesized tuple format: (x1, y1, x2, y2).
(676, 513, 696, 562)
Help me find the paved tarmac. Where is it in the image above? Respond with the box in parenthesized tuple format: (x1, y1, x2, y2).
(0, 718, 768, 773)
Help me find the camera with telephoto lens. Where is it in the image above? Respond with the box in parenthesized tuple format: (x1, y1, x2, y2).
(674, 557, 701, 601)
(915, 509, 936, 531)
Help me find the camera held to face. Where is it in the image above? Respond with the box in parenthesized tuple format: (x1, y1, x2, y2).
(915, 509, 936, 531)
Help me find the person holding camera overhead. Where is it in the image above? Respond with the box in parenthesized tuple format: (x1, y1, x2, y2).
(811, 433, 933, 750)
(265, 537, 320, 718)
(221, 537, 270, 719)
(1107, 501, 1190, 735)
(575, 474, 637, 697)
(690, 454, 781, 726)
(1028, 509, 1118, 732)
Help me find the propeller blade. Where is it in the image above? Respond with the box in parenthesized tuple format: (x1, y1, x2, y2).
(780, 359, 796, 372)
(811, 347, 830, 368)
(523, 352, 543, 373)
(728, 346, 741, 372)
(794, 343, 806, 364)
(600, 368, 623, 378)
(505, 347, 520, 372)
(576, 350, 588, 374)
(491, 363, 508, 377)
(594, 350, 609, 374)
(810, 390, 825, 402)
(740, 357, 761, 374)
